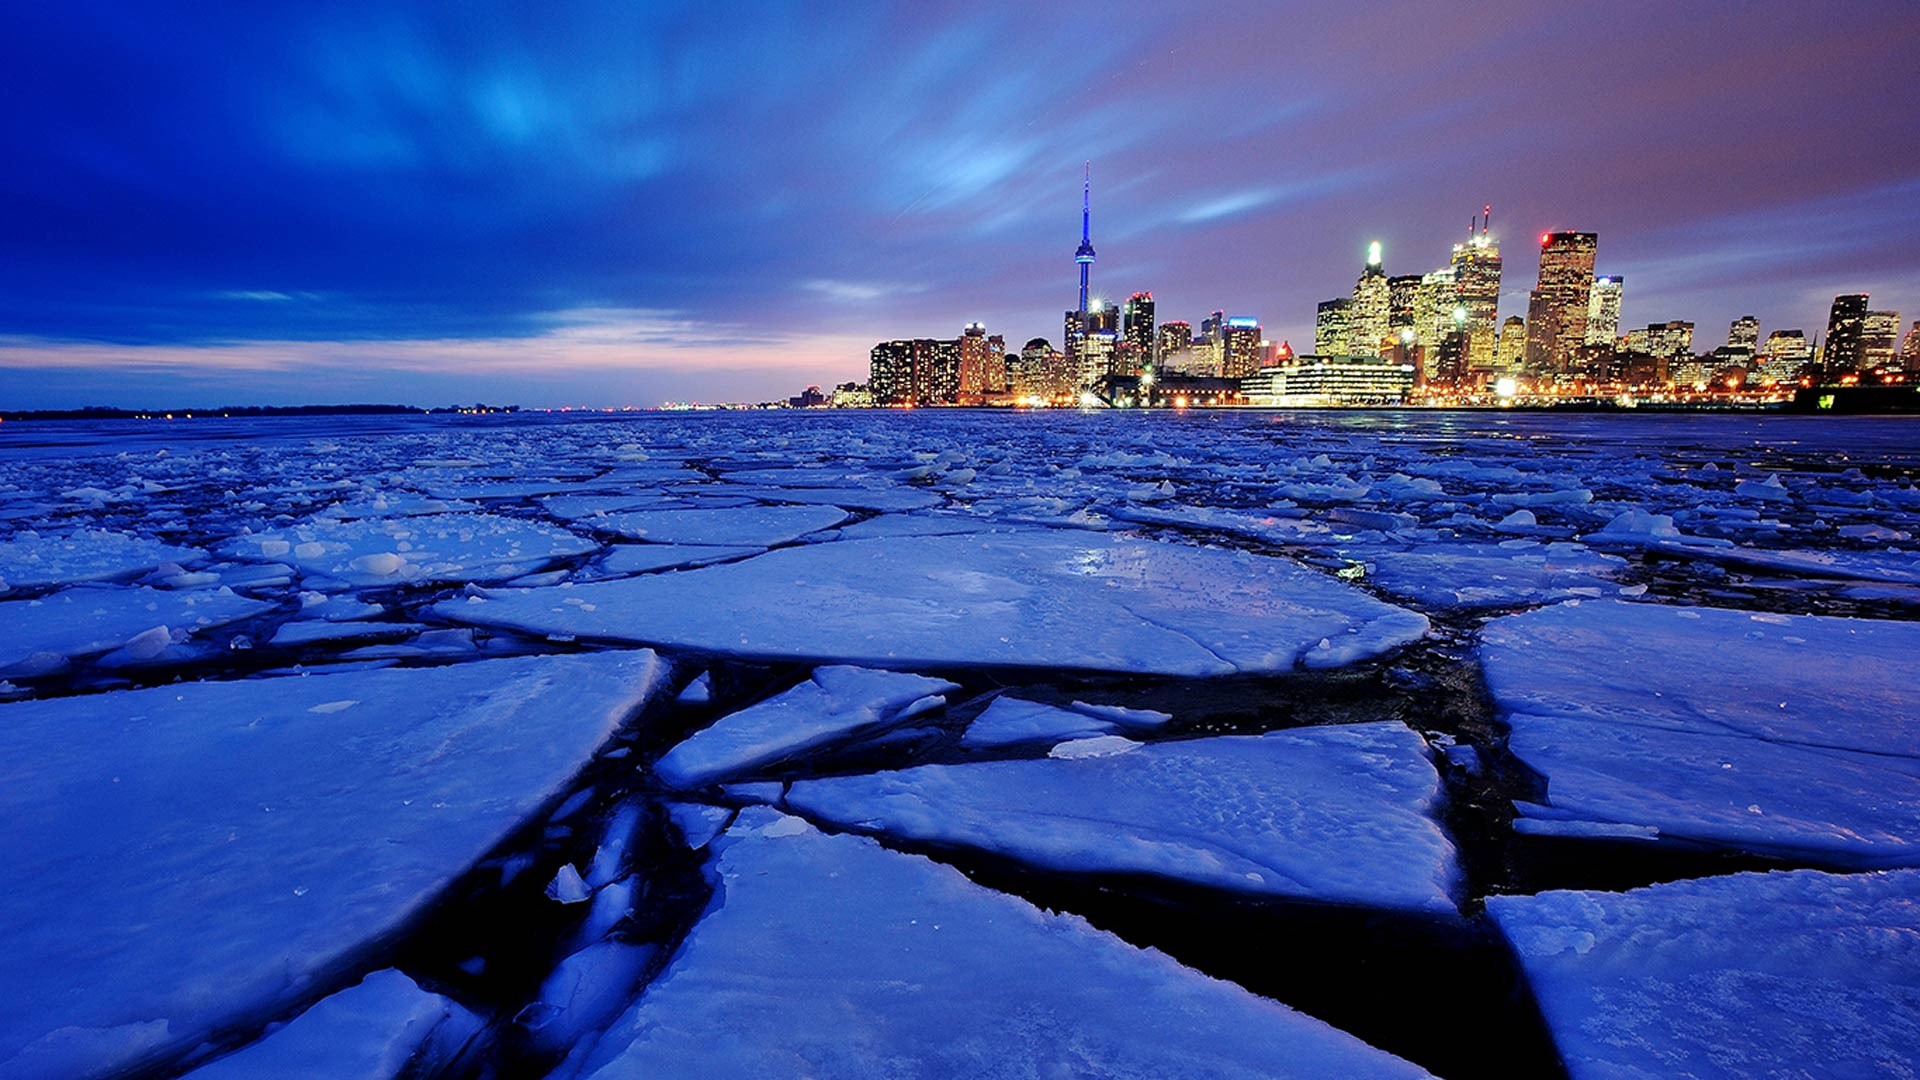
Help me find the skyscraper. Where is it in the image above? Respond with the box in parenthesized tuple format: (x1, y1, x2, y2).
(1388, 274, 1422, 340)
(1903, 322, 1920, 371)
(1222, 317, 1263, 379)
(1524, 231, 1598, 373)
(1159, 320, 1192, 358)
(1123, 292, 1156, 364)
(1864, 309, 1902, 369)
(958, 323, 991, 400)
(1450, 215, 1502, 369)
(1822, 294, 1869, 372)
(984, 334, 1007, 393)
(1585, 276, 1624, 345)
(1496, 316, 1526, 371)
(869, 339, 958, 405)
(1350, 242, 1390, 356)
(1315, 299, 1351, 355)
(1416, 268, 1458, 348)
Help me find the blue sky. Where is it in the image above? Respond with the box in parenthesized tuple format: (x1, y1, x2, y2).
(2, 1, 1917, 407)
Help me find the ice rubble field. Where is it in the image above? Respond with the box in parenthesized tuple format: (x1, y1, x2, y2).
(1, 408, 1919, 1079)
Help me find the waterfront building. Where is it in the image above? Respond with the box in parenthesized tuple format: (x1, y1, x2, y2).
(1241, 354, 1416, 406)
(1495, 315, 1526, 371)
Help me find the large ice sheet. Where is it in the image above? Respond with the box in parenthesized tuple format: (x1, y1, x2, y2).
(1487, 868, 1920, 1080)
(222, 513, 598, 587)
(0, 651, 666, 1080)
(1480, 600, 1920, 758)
(442, 531, 1430, 676)
(786, 722, 1458, 913)
(1357, 541, 1627, 609)
(0, 586, 273, 672)
(1504, 715, 1920, 867)
(0, 530, 203, 591)
(653, 666, 958, 788)
(1480, 600, 1920, 867)
(571, 810, 1435, 1079)
(717, 484, 945, 512)
(586, 505, 848, 545)
(180, 970, 480, 1080)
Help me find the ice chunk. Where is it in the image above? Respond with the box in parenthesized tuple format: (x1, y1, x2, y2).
(179, 970, 481, 1080)
(717, 484, 944, 512)
(1357, 542, 1626, 609)
(586, 505, 848, 546)
(0, 531, 203, 589)
(960, 696, 1117, 749)
(653, 666, 959, 788)
(441, 532, 1429, 677)
(786, 722, 1458, 913)
(0, 586, 272, 673)
(1487, 868, 1920, 1080)
(1048, 733, 1142, 759)
(597, 544, 762, 576)
(1481, 601, 1920, 868)
(571, 811, 1435, 1079)
(220, 513, 597, 587)
(0, 651, 667, 1079)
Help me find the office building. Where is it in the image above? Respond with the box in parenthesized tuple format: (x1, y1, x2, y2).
(1315, 299, 1352, 355)
(1123, 293, 1156, 364)
(1822, 294, 1869, 372)
(1585, 276, 1624, 345)
(1864, 310, 1902, 369)
(1496, 315, 1526, 371)
(1350, 242, 1390, 356)
(1222, 317, 1264, 379)
(1450, 222, 1502, 368)
(1241, 355, 1416, 406)
(1523, 231, 1598, 373)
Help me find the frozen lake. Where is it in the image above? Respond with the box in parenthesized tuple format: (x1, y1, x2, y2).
(2, 408, 1917, 1079)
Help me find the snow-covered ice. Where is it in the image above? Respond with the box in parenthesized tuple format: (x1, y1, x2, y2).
(653, 665, 959, 788)
(178, 970, 482, 1080)
(581, 505, 848, 546)
(0, 651, 667, 1079)
(222, 512, 598, 587)
(568, 809, 1436, 1079)
(1488, 868, 1920, 1080)
(0, 585, 272, 673)
(443, 531, 1430, 676)
(785, 721, 1458, 913)
(959, 696, 1119, 749)
(0, 530, 202, 591)
(1481, 600, 1920, 868)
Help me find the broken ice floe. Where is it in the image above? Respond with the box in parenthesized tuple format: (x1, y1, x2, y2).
(563, 810, 1435, 1079)
(653, 666, 959, 788)
(785, 721, 1457, 913)
(0, 651, 667, 1079)
(1481, 600, 1920, 869)
(442, 531, 1429, 677)
(178, 969, 482, 1079)
(221, 512, 598, 587)
(1488, 868, 1920, 1080)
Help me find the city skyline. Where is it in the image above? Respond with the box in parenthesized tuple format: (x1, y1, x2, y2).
(3, 3, 1918, 408)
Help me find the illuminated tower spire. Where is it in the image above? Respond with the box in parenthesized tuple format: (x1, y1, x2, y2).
(1075, 162, 1095, 314)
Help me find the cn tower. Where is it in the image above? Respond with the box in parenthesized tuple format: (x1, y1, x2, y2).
(1075, 162, 1095, 313)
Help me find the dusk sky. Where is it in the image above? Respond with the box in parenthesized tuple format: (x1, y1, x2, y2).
(3, 1, 1917, 408)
